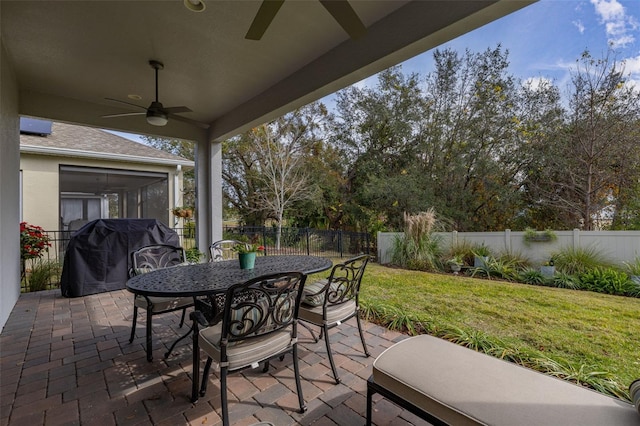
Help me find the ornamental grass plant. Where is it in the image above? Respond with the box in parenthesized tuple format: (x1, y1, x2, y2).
(391, 209, 444, 272)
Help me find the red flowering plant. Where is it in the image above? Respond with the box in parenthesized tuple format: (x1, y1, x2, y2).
(20, 222, 51, 261)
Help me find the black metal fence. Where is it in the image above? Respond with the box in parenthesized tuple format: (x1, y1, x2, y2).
(222, 226, 372, 259)
(20, 226, 372, 293)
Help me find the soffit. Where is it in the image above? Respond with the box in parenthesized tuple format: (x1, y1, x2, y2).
(1, 1, 536, 142)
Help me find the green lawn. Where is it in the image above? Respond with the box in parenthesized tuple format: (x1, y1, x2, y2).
(357, 263, 640, 394)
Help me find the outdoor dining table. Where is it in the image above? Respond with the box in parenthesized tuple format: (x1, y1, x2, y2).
(125, 254, 333, 401)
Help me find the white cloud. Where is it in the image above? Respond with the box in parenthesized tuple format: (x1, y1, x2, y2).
(523, 76, 553, 91)
(573, 20, 586, 34)
(590, 0, 637, 47)
(591, 0, 625, 21)
(623, 54, 640, 75)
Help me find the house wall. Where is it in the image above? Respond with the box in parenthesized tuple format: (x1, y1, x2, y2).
(20, 153, 183, 232)
(20, 154, 60, 232)
(0, 41, 21, 330)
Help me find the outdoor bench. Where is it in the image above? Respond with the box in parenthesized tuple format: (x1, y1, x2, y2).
(367, 334, 639, 426)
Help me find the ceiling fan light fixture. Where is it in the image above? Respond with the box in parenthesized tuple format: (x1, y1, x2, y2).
(184, 0, 206, 12)
(146, 111, 168, 126)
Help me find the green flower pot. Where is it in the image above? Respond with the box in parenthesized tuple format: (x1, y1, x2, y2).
(238, 252, 257, 270)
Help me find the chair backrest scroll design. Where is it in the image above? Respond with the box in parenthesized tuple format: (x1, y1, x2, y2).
(222, 272, 307, 343)
(325, 254, 369, 307)
(130, 244, 186, 276)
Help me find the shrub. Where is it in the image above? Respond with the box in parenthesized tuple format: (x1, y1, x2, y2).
(497, 250, 531, 271)
(185, 247, 204, 263)
(519, 268, 547, 285)
(579, 267, 635, 296)
(443, 239, 475, 269)
(392, 233, 443, 271)
(26, 259, 61, 292)
(470, 256, 519, 281)
(472, 243, 491, 258)
(549, 271, 582, 290)
(623, 258, 640, 277)
(552, 245, 613, 275)
(391, 210, 444, 272)
(20, 222, 51, 261)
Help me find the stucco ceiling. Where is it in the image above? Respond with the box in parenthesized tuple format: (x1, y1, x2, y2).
(1, 0, 535, 142)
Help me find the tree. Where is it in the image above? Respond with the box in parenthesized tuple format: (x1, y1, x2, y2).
(334, 67, 426, 231)
(141, 136, 196, 207)
(221, 133, 270, 226)
(222, 102, 331, 238)
(251, 124, 312, 248)
(524, 50, 640, 230)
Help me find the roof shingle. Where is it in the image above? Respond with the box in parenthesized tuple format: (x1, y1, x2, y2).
(20, 122, 193, 166)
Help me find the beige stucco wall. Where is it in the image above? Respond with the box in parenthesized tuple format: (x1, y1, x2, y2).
(20, 153, 184, 233)
(1, 41, 21, 330)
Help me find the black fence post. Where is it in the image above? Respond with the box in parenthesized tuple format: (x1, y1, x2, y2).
(262, 226, 268, 256)
(338, 230, 343, 258)
(305, 228, 310, 256)
(366, 232, 370, 256)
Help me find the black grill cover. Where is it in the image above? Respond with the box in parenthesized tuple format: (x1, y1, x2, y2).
(60, 219, 180, 297)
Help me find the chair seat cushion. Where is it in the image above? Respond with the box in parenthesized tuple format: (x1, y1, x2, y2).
(302, 279, 329, 306)
(134, 295, 193, 312)
(372, 334, 638, 426)
(298, 300, 356, 326)
(199, 323, 293, 370)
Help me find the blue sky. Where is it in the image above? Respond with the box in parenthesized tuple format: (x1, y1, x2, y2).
(352, 0, 640, 92)
(113, 0, 640, 142)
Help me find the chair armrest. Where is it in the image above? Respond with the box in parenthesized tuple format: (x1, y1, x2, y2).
(190, 310, 210, 327)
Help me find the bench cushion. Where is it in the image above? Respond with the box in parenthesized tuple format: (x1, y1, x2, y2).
(372, 334, 637, 426)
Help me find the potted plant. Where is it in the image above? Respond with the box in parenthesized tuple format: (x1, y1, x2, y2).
(447, 254, 464, 274)
(623, 258, 640, 285)
(472, 245, 490, 268)
(232, 243, 265, 270)
(171, 206, 193, 219)
(540, 258, 555, 277)
(523, 228, 557, 245)
(185, 247, 205, 264)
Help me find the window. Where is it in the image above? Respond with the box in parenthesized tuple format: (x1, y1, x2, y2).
(59, 165, 169, 230)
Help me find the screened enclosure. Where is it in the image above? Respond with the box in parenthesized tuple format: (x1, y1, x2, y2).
(59, 165, 169, 231)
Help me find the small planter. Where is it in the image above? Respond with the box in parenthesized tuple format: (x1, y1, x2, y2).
(474, 256, 488, 268)
(450, 263, 462, 274)
(528, 235, 553, 242)
(171, 207, 193, 219)
(540, 265, 555, 278)
(238, 252, 257, 270)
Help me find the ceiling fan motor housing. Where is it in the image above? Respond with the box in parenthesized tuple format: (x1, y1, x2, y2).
(146, 101, 168, 126)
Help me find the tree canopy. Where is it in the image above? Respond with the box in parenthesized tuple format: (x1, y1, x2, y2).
(151, 46, 640, 233)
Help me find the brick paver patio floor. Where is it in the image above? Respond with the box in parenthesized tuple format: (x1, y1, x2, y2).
(1, 289, 431, 425)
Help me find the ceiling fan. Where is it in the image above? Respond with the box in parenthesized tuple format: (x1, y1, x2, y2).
(102, 60, 209, 129)
(245, 0, 366, 41)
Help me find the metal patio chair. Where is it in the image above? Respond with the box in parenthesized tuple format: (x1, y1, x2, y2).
(298, 254, 371, 383)
(129, 244, 193, 362)
(190, 271, 308, 425)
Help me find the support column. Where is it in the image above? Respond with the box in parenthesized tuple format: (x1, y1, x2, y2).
(195, 135, 223, 253)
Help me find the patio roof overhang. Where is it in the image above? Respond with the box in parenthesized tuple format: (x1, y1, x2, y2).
(1, 0, 536, 143)
(0, 0, 537, 330)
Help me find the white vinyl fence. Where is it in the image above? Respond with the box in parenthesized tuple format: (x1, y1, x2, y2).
(377, 229, 640, 266)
